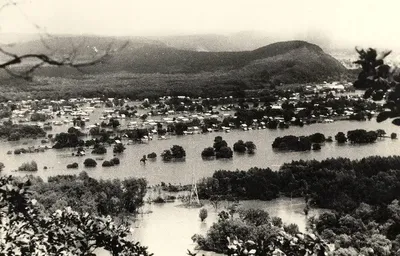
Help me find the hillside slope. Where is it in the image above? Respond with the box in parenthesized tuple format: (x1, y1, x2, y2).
(0, 38, 350, 99)
(10, 39, 347, 84)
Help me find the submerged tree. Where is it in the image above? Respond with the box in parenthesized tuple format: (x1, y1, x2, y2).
(199, 208, 208, 222)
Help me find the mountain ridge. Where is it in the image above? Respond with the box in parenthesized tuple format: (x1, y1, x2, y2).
(0, 38, 350, 98)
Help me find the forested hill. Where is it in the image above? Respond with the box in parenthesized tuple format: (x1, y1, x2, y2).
(4, 38, 347, 84)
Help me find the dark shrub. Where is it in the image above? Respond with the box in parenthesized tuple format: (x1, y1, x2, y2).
(67, 162, 79, 169)
(92, 144, 107, 154)
(113, 143, 125, 153)
(216, 146, 233, 159)
(147, 152, 157, 158)
(233, 140, 247, 153)
(102, 160, 114, 167)
(18, 161, 38, 172)
(201, 147, 215, 158)
(110, 157, 120, 165)
(312, 144, 321, 150)
(84, 158, 97, 167)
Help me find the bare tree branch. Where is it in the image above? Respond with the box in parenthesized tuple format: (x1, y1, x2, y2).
(0, 1, 129, 80)
(0, 41, 128, 79)
(0, 1, 16, 12)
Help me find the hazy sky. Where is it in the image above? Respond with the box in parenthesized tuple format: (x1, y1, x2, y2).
(1, 0, 400, 49)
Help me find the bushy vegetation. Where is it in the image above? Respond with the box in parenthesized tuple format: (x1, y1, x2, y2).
(347, 129, 378, 143)
(273, 129, 384, 151)
(192, 208, 329, 255)
(215, 146, 233, 159)
(32, 172, 147, 216)
(83, 158, 97, 167)
(100, 158, 120, 167)
(0, 175, 151, 255)
(312, 143, 321, 150)
(91, 143, 107, 154)
(233, 140, 257, 154)
(201, 137, 235, 159)
(66, 162, 78, 169)
(335, 132, 347, 143)
(212, 136, 233, 159)
(110, 157, 120, 165)
(196, 154, 400, 255)
(53, 128, 84, 148)
(161, 145, 186, 161)
(308, 132, 326, 143)
(147, 152, 157, 158)
(113, 143, 125, 153)
(199, 208, 208, 222)
(334, 129, 381, 144)
(102, 160, 114, 167)
(272, 135, 312, 151)
(198, 155, 400, 212)
(201, 147, 216, 158)
(0, 123, 46, 141)
(272, 132, 329, 152)
(18, 161, 38, 172)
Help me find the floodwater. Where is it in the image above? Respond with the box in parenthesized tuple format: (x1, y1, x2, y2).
(1, 118, 399, 185)
(1, 102, 399, 255)
(130, 196, 326, 256)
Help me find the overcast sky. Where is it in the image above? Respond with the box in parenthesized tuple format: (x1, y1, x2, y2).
(1, 0, 399, 49)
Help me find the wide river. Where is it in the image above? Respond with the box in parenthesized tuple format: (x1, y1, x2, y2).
(1, 118, 399, 185)
(1, 106, 399, 255)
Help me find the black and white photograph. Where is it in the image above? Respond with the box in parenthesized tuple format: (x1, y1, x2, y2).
(1, 0, 400, 255)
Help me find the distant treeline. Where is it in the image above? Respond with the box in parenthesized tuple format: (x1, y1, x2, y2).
(197, 155, 400, 213)
(0, 122, 46, 141)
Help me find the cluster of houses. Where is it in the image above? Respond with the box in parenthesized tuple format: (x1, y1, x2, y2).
(0, 83, 381, 141)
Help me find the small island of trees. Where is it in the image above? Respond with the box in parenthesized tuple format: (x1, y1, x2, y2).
(233, 140, 256, 154)
(161, 145, 186, 161)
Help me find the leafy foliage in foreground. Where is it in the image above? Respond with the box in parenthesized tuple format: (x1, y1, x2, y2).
(192, 208, 328, 255)
(31, 172, 147, 216)
(0, 175, 152, 255)
(353, 48, 400, 126)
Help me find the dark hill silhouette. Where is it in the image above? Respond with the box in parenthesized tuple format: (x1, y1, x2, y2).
(0, 37, 350, 100)
(6, 38, 347, 84)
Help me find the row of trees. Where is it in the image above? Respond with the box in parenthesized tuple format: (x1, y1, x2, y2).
(201, 137, 257, 159)
(198, 155, 400, 212)
(0, 121, 46, 141)
(272, 132, 326, 151)
(272, 129, 393, 151)
(335, 129, 395, 144)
